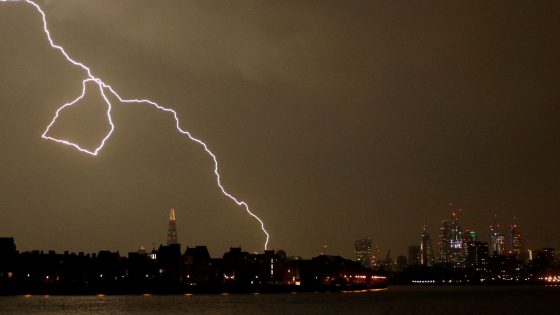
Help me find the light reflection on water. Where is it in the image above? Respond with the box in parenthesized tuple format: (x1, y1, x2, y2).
(0, 286, 558, 315)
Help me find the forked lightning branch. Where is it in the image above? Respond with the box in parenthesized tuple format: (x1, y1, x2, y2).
(0, 0, 270, 249)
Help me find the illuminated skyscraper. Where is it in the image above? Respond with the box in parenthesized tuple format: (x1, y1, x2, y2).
(496, 235, 506, 255)
(489, 215, 506, 256)
(439, 220, 450, 263)
(167, 208, 178, 245)
(354, 238, 373, 268)
(449, 212, 466, 267)
(511, 221, 524, 258)
(420, 226, 435, 266)
(439, 212, 466, 267)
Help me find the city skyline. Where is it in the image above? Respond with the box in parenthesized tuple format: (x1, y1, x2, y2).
(1, 207, 556, 291)
(1, 205, 550, 261)
(1, 0, 559, 259)
(1, 203, 558, 296)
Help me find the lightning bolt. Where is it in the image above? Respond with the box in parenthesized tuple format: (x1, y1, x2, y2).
(1, 0, 270, 250)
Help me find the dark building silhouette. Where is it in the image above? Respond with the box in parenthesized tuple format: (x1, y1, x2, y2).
(396, 255, 408, 272)
(530, 248, 557, 271)
(0, 237, 388, 295)
(156, 243, 182, 285)
(128, 249, 157, 285)
(297, 254, 374, 287)
(0, 237, 17, 290)
(220, 247, 284, 288)
(183, 245, 218, 288)
(408, 245, 421, 266)
(465, 237, 489, 268)
(0, 237, 16, 255)
(0, 208, 390, 295)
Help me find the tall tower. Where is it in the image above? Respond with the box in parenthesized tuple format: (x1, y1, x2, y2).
(167, 208, 178, 245)
(439, 220, 450, 263)
(511, 219, 523, 258)
(421, 226, 435, 266)
(448, 211, 466, 267)
(439, 211, 466, 267)
(489, 215, 506, 256)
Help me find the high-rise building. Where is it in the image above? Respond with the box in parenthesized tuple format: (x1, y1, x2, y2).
(450, 213, 466, 267)
(489, 216, 506, 256)
(420, 226, 435, 266)
(511, 222, 524, 258)
(466, 240, 489, 268)
(464, 230, 489, 267)
(439, 212, 466, 267)
(354, 238, 373, 268)
(494, 234, 506, 256)
(439, 220, 450, 263)
(167, 208, 178, 245)
(408, 245, 421, 265)
(463, 229, 475, 261)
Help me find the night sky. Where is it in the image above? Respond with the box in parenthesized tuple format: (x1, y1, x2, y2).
(0, 0, 559, 259)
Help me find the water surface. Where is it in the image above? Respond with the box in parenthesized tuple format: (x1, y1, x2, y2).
(0, 286, 558, 314)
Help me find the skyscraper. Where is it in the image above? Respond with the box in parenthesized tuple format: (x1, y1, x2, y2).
(167, 208, 178, 245)
(354, 238, 373, 268)
(489, 216, 506, 256)
(439, 212, 466, 267)
(420, 226, 435, 266)
(464, 230, 489, 267)
(511, 221, 524, 258)
(496, 235, 506, 255)
(439, 220, 450, 263)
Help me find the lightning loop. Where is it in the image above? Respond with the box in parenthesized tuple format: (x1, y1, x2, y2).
(1, 0, 270, 249)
